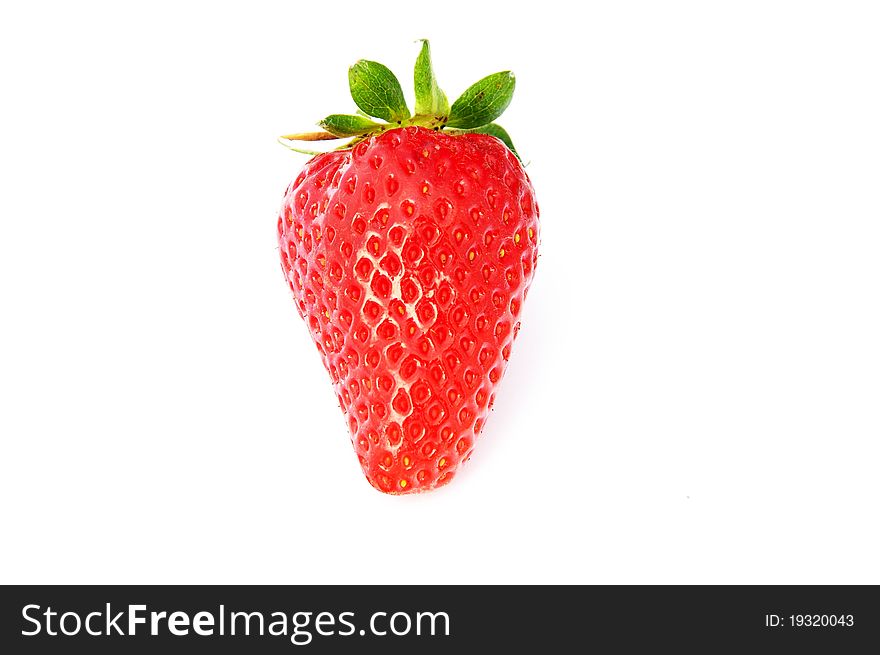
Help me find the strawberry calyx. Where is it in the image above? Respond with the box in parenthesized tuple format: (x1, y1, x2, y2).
(280, 40, 520, 159)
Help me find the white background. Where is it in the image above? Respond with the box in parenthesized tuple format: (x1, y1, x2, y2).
(1, 1, 878, 584)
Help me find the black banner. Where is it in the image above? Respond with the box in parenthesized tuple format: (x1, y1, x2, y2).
(1, 585, 876, 652)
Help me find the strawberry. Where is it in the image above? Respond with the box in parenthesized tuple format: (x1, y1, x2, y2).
(277, 41, 539, 493)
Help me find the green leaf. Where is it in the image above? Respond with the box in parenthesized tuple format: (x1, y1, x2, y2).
(458, 123, 520, 160)
(348, 60, 410, 123)
(447, 71, 515, 129)
(319, 114, 384, 137)
(413, 40, 450, 117)
(277, 137, 324, 156)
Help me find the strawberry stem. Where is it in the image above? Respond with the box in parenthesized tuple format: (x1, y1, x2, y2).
(280, 41, 519, 158)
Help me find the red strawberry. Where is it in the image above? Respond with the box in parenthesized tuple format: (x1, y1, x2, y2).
(277, 41, 539, 493)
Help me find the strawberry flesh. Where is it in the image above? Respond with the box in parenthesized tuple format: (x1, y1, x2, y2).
(278, 126, 539, 493)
